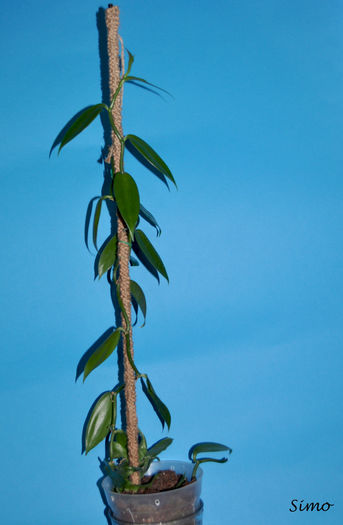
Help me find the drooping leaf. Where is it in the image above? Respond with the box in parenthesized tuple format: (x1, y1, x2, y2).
(93, 195, 114, 251)
(83, 328, 121, 381)
(130, 280, 147, 327)
(134, 229, 168, 282)
(57, 103, 106, 153)
(125, 134, 177, 188)
(132, 242, 160, 283)
(85, 392, 112, 454)
(113, 172, 140, 238)
(125, 76, 173, 98)
(147, 437, 173, 459)
(131, 296, 139, 326)
(188, 442, 232, 462)
(98, 235, 117, 279)
(140, 204, 161, 236)
(141, 377, 171, 430)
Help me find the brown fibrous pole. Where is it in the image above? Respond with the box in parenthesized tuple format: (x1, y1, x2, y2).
(105, 5, 140, 485)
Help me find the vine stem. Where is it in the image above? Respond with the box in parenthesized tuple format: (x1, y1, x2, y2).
(105, 4, 140, 485)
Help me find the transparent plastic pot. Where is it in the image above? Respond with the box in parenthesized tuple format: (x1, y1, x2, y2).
(101, 459, 203, 524)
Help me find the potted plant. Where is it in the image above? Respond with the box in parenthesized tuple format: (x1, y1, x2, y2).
(51, 5, 231, 524)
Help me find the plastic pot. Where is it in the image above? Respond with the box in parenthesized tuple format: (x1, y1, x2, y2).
(101, 460, 203, 524)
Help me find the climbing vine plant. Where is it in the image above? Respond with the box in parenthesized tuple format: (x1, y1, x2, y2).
(51, 50, 179, 490)
(52, 34, 231, 492)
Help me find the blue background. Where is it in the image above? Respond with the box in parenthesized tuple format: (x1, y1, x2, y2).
(1, 1, 342, 523)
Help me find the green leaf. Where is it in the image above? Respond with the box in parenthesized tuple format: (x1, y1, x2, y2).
(113, 173, 140, 239)
(99, 459, 126, 491)
(110, 441, 128, 460)
(98, 235, 117, 279)
(197, 457, 228, 465)
(115, 429, 128, 449)
(126, 49, 135, 76)
(110, 430, 128, 460)
(57, 104, 106, 153)
(93, 195, 114, 251)
(130, 280, 147, 327)
(83, 328, 121, 381)
(147, 437, 173, 458)
(125, 134, 177, 188)
(134, 229, 168, 282)
(125, 76, 173, 98)
(140, 204, 161, 236)
(189, 442, 232, 462)
(85, 392, 112, 454)
(142, 377, 171, 430)
(138, 430, 147, 461)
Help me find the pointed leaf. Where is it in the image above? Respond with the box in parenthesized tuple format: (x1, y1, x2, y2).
(132, 242, 160, 283)
(93, 195, 114, 251)
(142, 377, 171, 430)
(147, 438, 173, 459)
(126, 49, 134, 76)
(113, 172, 140, 238)
(57, 104, 106, 153)
(85, 392, 112, 454)
(125, 134, 177, 188)
(98, 235, 117, 279)
(130, 280, 147, 327)
(188, 442, 232, 462)
(125, 76, 173, 98)
(83, 328, 121, 381)
(134, 229, 168, 282)
(140, 204, 161, 236)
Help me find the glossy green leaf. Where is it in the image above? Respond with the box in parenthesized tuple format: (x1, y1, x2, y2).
(134, 229, 168, 282)
(132, 243, 160, 283)
(110, 441, 128, 460)
(115, 429, 128, 449)
(140, 204, 161, 236)
(142, 377, 171, 430)
(110, 430, 128, 460)
(58, 104, 106, 153)
(189, 442, 232, 462)
(85, 392, 112, 454)
(83, 328, 121, 381)
(113, 172, 140, 238)
(98, 235, 117, 279)
(130, 280, 147, 327)
(147, 437, 173, 458)
(125, 134, 177, 188)
(125, 76, 172, 98)
(93, 195, 114, 251)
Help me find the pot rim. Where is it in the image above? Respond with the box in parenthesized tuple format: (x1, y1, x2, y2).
(102, 459, 203, 497)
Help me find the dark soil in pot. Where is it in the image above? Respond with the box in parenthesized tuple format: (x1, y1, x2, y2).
(123, 470, 195, 494)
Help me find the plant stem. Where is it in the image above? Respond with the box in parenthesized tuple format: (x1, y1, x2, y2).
(105, 4, 140, 485)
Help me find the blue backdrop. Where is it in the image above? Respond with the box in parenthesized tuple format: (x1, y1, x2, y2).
(1, 1, 342, 524)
